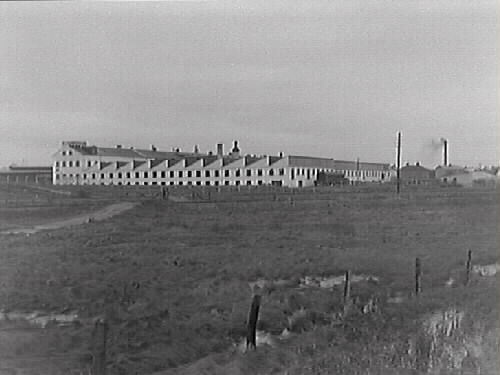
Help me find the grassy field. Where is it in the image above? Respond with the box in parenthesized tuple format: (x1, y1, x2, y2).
(0, 184, 498, 374)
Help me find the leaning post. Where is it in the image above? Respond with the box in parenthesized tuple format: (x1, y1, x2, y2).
(415, 257, 422, 296)
(343, 270, 351, 314)
(92, 318, 108, 375)
(465, 249, 472, 286)
(246, 294, 261, 351)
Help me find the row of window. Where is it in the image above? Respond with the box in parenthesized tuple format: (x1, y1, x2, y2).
(58, 178, 281, 187)
(55, 160, 99, 168)
(54, 162, 385, 179)
(56, 160, 81, 168)
(55, 167, 288, 178)
(345, 169, 385, 178)
(55, 171, 291, 181)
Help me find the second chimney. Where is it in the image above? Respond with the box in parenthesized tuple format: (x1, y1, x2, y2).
(216, 143, 224, 158)
(443, 139, 448, 166)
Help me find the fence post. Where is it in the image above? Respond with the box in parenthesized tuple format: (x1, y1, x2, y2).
(246, 294, 261, 351)
(343, 270, 351, 314)
(465, 250, 472, 286)
(415, 257, 422, 296)
(92, 318, 108, 375)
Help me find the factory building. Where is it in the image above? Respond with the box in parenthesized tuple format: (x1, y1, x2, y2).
(52, 141, 391, 187)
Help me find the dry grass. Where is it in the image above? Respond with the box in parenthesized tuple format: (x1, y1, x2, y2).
(0, 184, 497, 374)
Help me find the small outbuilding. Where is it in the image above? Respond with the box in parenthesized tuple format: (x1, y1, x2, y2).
(440, 170, 498, 188)
(399, 163, 435, 184)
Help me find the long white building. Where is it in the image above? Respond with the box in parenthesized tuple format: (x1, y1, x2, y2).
(52, 141, 392, 187)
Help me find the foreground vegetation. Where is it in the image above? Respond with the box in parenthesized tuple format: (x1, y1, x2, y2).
(0, 184, 498, 374)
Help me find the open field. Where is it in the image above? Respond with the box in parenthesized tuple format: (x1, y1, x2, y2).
(0, 184, 498, 374)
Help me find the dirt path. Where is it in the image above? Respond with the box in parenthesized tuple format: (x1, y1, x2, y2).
(1, 201, 137, 235)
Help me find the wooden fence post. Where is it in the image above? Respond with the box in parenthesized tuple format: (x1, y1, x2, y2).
(92, 318, 108, 375)
(343, 270, 351, 314)
(246, 294, 261, 351)
(465, 250, 472, 286)
(415, 257, 422, 296)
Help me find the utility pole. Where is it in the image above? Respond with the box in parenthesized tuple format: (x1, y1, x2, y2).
(396, 132, 401, 196)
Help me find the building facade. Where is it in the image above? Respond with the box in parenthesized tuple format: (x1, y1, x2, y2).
(0, 166, 52, 185)
(399, 163, 435, 184)
(52, 141, 392, 187)
(438, 170, 499, 187)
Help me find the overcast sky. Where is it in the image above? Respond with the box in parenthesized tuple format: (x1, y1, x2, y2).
(1, 1, 498, 167)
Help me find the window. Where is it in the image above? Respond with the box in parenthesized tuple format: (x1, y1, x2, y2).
(205, 181, 210, 186)
(187, 171, 192, 178)
(258, 180, 263, 185)
(144, 172, 149, 178)
(179, 181, 183, 185)
(62, 151, 66, 156)
(178, 171, 183, 178)
(118, 173, 122, 179)
(68, 150, 72, 156)
(205, 170, 210, 177)
(100, 173, 105, 179)
(135, 172, 140, 178)
(68, 161, 73, 167)
(109, 173, 113, 179)
(214, 181, 219, 186)
(235, 169, 241, 177)
(161, 181, 166, 185)
(187, 181, 192, 185)
(169, 171, 174, 178)
(279, 168, 285, 176)
(246, 169, 252, 177)
(224, 181, 230, 186)
(196, 170, 201, 178)
(161, 171, 166, 178)
(92, 173, 96, 179)
(152, 171, 157, 178)
(236, 180, 240, 185)
(196, 181, 201, 186)
(170, 181, 174, 185)
(126, 172, 131, 178)
(55, 161, 59, 167)
(257, 169, 263, 176)
(269, 169, 274, 176)
(83, 174, 87, 179)
(75, 160, 80, 167)
(144, 182, 148, 186)
(224, 170, 230, 177)
(291, 169, 295, 179)
(246, 180, 252, 185)
(214, 170, 220, 177)
(87, 160, 92, 167)
(152, 181, 157, 185)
